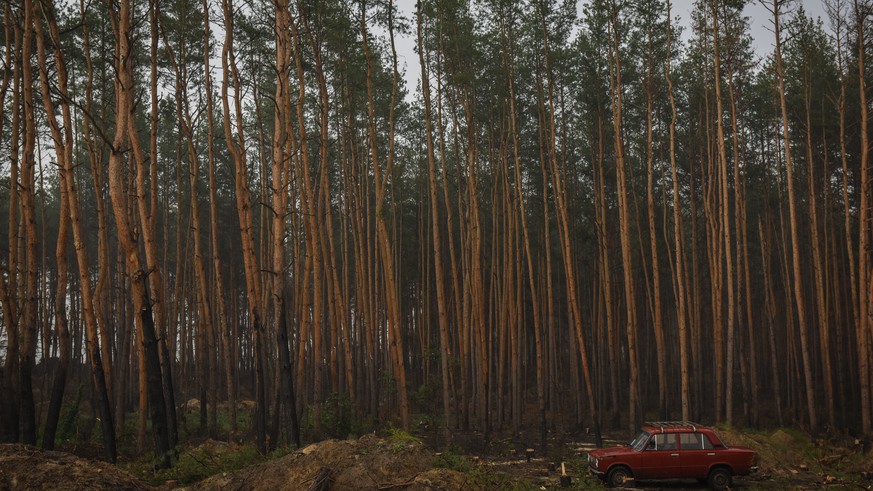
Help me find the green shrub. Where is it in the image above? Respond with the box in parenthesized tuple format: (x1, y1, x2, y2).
(125, 442, 264, 486)
(57, 385, 84, 442)
(412, 379, 442, 411)
(320, 393, 353, 438)
(300, 392, 371, 440)
(433, 451, 472, 472)
(386, 425, 420, 454)
(387, 426, 420, 444)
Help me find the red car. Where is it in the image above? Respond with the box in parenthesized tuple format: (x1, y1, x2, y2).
(587, 421, 759, 489)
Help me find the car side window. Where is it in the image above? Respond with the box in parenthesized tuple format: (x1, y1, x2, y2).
(679, 432, 701, 449)
(649, 433, 676, 451)
(700, 433, 715, 449)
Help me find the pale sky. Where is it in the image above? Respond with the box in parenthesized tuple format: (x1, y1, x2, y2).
(390, 0, 830, 97)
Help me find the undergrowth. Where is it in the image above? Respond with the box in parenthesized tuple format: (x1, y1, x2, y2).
(123, 442, 266, 486)
(433, 451, 472, 472)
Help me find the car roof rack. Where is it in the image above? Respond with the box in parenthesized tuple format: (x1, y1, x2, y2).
(643, 421, 701, 433)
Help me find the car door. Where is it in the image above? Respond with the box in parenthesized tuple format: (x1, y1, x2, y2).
(637, 433, 681, 479)
(679, 432, 716, 478)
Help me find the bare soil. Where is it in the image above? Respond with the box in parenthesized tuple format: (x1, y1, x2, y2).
(190, 434, 469, 490)
(0, 444, 149, 491)
(713, 428, 872, 489)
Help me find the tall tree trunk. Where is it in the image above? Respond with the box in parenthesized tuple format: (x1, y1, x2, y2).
(290, 1, 328, 435)
(498, 9, 547, 448)
(854, 0, 871, 438)
(711, 0, 736, 423)
(159, 22, 215, 437)
(41, 1, 117, 459)
(758, 218, 784, 425)
(220, 0, 266, 451)
(271, 0, 299, 447)
(360, 0, 410, 429)
(436, 31, 465, 431)
(150, 0, 177, 446)
(607, 0, 640, 429)
(219, 0, 240, 436)
(771, 0, 817, 431)
(724, 38, 757, 425)
(666, 0, 690, 421)
(805, 90, 835, 429)
(33, 4, 72, 449)
(542, 5, 599, 441)
(416, 2, 453, 443)
(594, 113, 619, 427)
(831, 0, 861, 392)
(79, 0, 114, 408)
(104, 0, 171, 466)
(643, 18, 667, 420)
(19, 0, 40, 446)
(0, 1, 21, 444)
(461, 96, 488, 437)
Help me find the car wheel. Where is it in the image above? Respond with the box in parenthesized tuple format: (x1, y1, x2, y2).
(607, 465, 632, 488)
(707, 467, 732, 490)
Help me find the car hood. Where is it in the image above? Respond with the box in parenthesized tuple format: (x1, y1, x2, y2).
(588, 445, 634, 458)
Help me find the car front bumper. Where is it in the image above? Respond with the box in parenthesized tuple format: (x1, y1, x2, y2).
(587, 454, 605, 476)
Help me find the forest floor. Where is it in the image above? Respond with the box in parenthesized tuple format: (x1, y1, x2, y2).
(1, 405, 872, 490)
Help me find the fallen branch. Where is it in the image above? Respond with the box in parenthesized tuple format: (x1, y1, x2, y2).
(308, 467, 332, 491)
(377, 472, 425, 490)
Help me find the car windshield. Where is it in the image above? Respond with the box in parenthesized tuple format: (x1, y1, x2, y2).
(629, 430, 650, 451)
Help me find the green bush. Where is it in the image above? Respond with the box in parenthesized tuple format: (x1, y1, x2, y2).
(125, 442, 264, 486)
(57, 385, 84, 442)
(433, 451, 472, 472)
(300, 392, 370, 440)
(386, 425, 420, 454)
(387, 426, 420, 444)
(412, 378, 441, 411)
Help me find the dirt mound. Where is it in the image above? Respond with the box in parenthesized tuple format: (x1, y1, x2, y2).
(192, 434, 470, 490)
(0, 444, 151, 490)
(769, 429, 796, 447)
(716, 427, 873, 489)
(718, 427, 808, 476)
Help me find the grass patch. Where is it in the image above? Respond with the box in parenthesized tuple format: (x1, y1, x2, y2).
(464, 466, 539, 490)
(386, 426, 421, 444)
(433, 451, 472, 472)
(300, 392, 373, 440)
(775, 427, 809, 443)
(564, 457, 604, 489)
(385, 426, 421, 454)
(123, 441, 264, 486)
